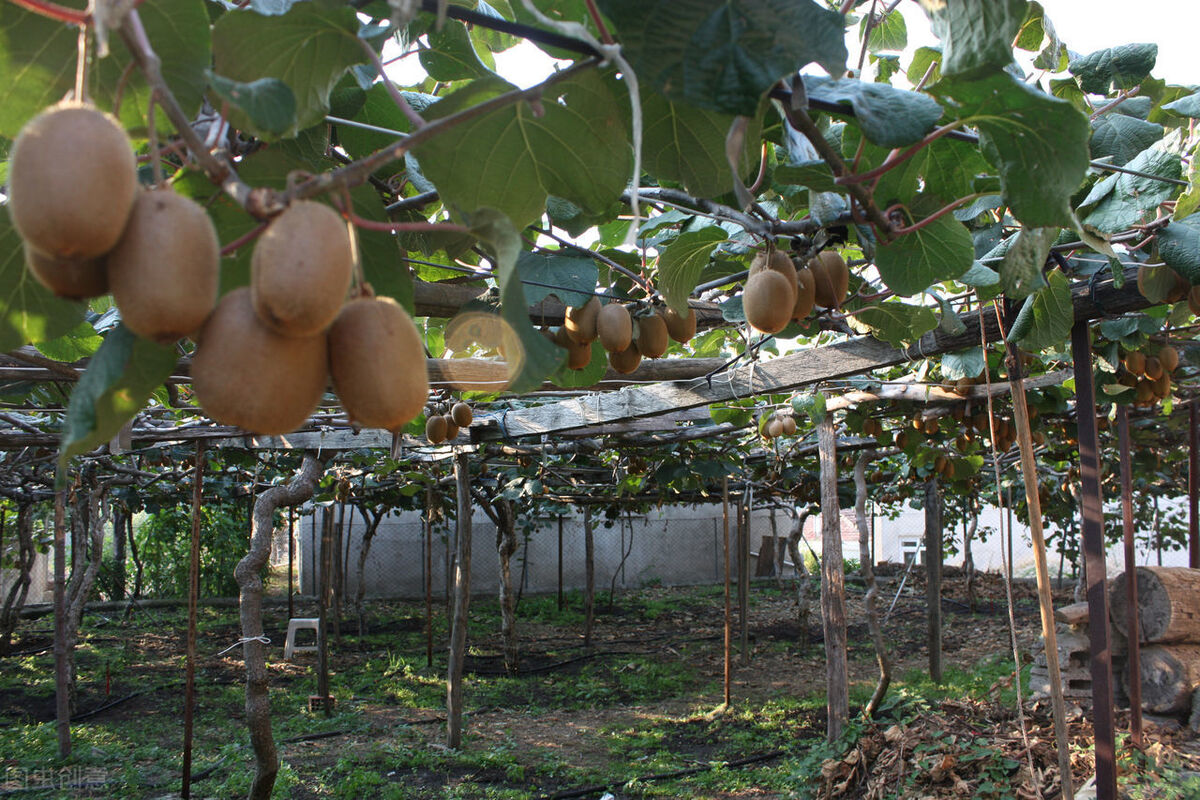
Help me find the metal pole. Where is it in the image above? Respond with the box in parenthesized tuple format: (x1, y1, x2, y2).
(53, 488, 69, 759)
(425, 486, 434, 669)
(1071, 320, 1117, 800)
(1117, 406, 1143, 748)
(722, 475, 731, 707)
(182, 442, 205, 799)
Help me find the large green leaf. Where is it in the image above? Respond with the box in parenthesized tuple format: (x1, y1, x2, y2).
(212, 2, 367, 138)
(0, 208, 84, 351)
(1014, 268, 1073, 352)
(933, 72, 1090, 228)
(59, 324, 178, 465)
(657, 227, 727, 315)
(1162, 92, 1200, 120)
(861, 7, 906, 53)
(0, 0, 211, 137)
(418, 19, 496, 81)
(1069, 44, 1158, 95)
(1158, 213, 1200, 284)
(416, 71, 631, 229)
(516, 252, 598, 307)
(597, 0, 846, 117)
(334, 85, 432, 160)
(921, 0, 1027, 79)
(941, 348, 984, 380)
(873, 202, 973, 296)
(998, 226, 1057, 299)
(1089, 113, 1163, 167)
(469, 209, 565, 393)
(802, 75, 943, 148)
(642, 91, 761, 199)
(847, 302, 937, 348)
(1079, 147, 1182, 235)
(207, 73, 296, 137)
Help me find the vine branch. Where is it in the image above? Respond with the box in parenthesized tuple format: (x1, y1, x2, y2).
(8, 0, 87, 24)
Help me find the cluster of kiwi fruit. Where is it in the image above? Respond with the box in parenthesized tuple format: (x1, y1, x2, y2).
(548, 295, 696, 375)
(424, 400, 473, 444)
(742, 247, 849, 335)
(758, 409, 797, 439)
(1117, 344, 1179, 407)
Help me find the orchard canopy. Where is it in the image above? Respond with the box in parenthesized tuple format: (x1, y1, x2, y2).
(0, 0, 1197, 511)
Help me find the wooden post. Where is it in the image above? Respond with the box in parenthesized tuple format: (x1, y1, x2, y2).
(583, 506, 594, 650)
(924, 478, 943, 683)
(818, 416, 848, 742)
(722, 476, 732, 707)
(1190, 402, 1199, 569)
(53, 488, 69, 759)
(425, 486, 434, 669)
(738, 488, 750, 666)
(182, 442, 205, 799)
(1071, 321, 1117, 800)
(286, 506, 294, 622)
(1118, 406, 1143, 748)
(447, 451, 473, 749)
(557, 515, 564, 611)
(317, 507, 332, 717)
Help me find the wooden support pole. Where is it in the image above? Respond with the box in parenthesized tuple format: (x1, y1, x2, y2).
(557, 515, 564, 612)
(425, 486, 434, 669)
(53, 488, 69, 759)
(818, 416, 848, 742)
(286, 506, 294, 621)
(1190, 402, 1199, 569)
(1071, 321, 1117, 800)
(583, 506, 594, 650)
(317, 507, 332, 717)
(739, 488, 750, 667)
(447, 451, 472, 749)
(182, 441, 205, 799)
(722, 475, 732, 707)
(924, 477, 943, 683)
(1118, 406, 1143, 748)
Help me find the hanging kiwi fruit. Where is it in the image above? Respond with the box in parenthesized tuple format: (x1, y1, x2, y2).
(597, 302, 633, 353)
(553, 326, 592, 370)
(564, 296, 600, 345)
(608, 341, 642, 374)
(451, 402, 473, 428)
(664, 305, 697, 343)
(792, 266, 816, 321)
(743, 270, 794, 334)
(634, 308, 669, 358)
(809, 250, 850, 309)
(23, 245, 108, 300)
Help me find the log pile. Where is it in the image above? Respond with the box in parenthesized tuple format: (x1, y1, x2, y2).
(1030, 602, 1126, 703)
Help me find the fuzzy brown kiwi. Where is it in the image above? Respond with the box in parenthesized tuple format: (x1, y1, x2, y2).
(749, 249, 798, 294)
(564, 295, 600, 344)
(9, 103, 137, 259)
(743, 271, 793, 334)
(923, 417, 939, 435)
(451, 402, 473, 428)
(328, 294, 427, 431)
(808, 250, 849, 309)
(426, 414, 447, 444)
(780, 415, 797, 436)
(443, 416, 460, 440)
(24, 244, 108, 300)
(792, 267, 816, 321)
(251, 201, 353, 337)
(664, 306, 697, 343)
(608, 341, 642, 374)
(1152, 372, 1171, 399)
(1168, 271, 1191, 304)
(596, 302, 633, 353)
(1158, 345, 1180, 373)
(635, 309, 669, 358)
(191, 287, 328, 435)
(1143, 355, 1164, 380)
(554, 325, 592, 369)
(1123, 350, 1146, 375)
(107, 189, 219, 343)
(766, 417, 784, 438)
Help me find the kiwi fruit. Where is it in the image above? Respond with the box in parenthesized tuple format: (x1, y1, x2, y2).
(1123, 350, 1146, 375)
(107, 189, 219, 343)
(664, 305, 697, 343)
(923, 417, 939, 435)
(608, 341, 642, 374)
(191, 287, 328, 435)
(597, 303, 633, 353)
(1143, 355, 1163, 380)
(792, 267, 816, 321)
(426, 415, 447, 444)
(766, 417, 784, 438)
(564, 296, 600, 344)
(1135, 379, 1155, 404)
(251, 201, 353, 337)
(24, 244, 108, 300)
(1169, 271, 1191, 303)
(1153, 373, 1171, 399)
(749, 249, 798, 287)
(1158, 345, 1179, 373)
(328, 294, 428, 431)
(1189, 286, 1200, 316)
(554, 325, 593, 369)
(451, 402, 473, 428)
(743, 271, 794, 334)
(780, 415, 797, 436)
(809, 250, 850, 309)
(443, 416, 460, 440)
(635, 309, 669, 358)
(9, 102, 137, 259)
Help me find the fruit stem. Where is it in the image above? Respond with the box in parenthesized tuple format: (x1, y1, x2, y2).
(219, 222, 270, 257)
(837, 121, 965, 188)
(358, 38, 426, 130)
(9, 0, 88, 24)
(582, 0, 614, 45)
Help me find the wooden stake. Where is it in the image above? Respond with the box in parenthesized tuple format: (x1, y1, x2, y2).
(924, 477, 943, 683)
(286, 506, 294, 622)
(317, 507, 332, 718)
(818, 415, 848, 742)
(739, 488, 750, 667)
(722, 475, 732, 707)
(447, 451, 472, 749)
(557, 515, 564, 612)
(1118, 406, 1143, 748)
(182, 441, 205, 799)
(425, 485, 434, 669)
(584, 506, 595, 650)
(53, 488, 69, 759)
(1190, 402, 1199, 569)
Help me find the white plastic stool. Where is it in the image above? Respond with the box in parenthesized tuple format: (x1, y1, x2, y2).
(283, 618, 321, 660)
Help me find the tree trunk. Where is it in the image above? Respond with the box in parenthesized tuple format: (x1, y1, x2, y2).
(64, 480, 105, 713)
(0, 506, 35, 655)
(854, 453, 890, 718)
(817, 416, 848, 742)
(447, 452, 472, 749)
(1111, 567, 1200, 644)
(963, 501, 978, 612)
(494, 498, 519, 675)
(925, 477, 943, 683)
(236, 454, 324, 800)
(583, 506, 594, 650)
(787, 507, 814, 647)
(112, 503, 126, 601)
(353, 506, 385, 637)
(124, 513, 143, 619)
(1127, 644, 1200, 714)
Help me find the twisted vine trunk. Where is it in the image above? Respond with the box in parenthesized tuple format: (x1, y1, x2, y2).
(786, 507, 813, 647)
(236, 454, 324, 800)
(854, 453, 890, 718)
(494, 498, 519, 675)
(353, 505, 385, 636)
(963, 500, 979, 612)
(64, 479, 105, 712)
(0, 506, 35, 655)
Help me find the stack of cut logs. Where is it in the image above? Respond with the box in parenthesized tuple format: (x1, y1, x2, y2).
(1031, 600, 1125, 702)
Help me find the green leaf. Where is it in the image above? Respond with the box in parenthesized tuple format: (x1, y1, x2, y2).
(847, 301, 937, 347)
(1135, 263, 1180, 303)
(0, 207, 84, 351)
(1069, 44, 1158, 95)
(212, 2, 368, 138)
(936, 294, 967, 335)
(419, 19, 496, 82)
(516, 252, 598, 307)
(334, 85, 431, 160)
(416, 71, 631, 229)
(958, 260, 1000, 287)
(921, 0, 1027, 79)
(59, 325, 178, 465)
(802, 75, 943, 148)
(642, 91, 761, 199)
(1089, 113, 1163, 167)
(874, 202, 974, 296)
(933, 72, 1090, 228)
(207, 73, 296, 137)
(1080, 147, 1182, 234)
(941, 348, 984, 380)
(468, 209, 565, 393)
(862, 7, 906, 53)
(774, 160, 840, 194)
(1014, 268, 1073, 352)
(36, 322, 103, 362)
(791, 391, 826, 425)
(551, 340, 607, 388)
(1174, 142, 1200, 222)
(657, 227, 727, 315)
(998, 226, 1057, 299)
(1162, 92, 1200, 120)
(1158, 213, 1200, 284)
(906, 45, 942, 87)
(596, 0, 847, 117)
